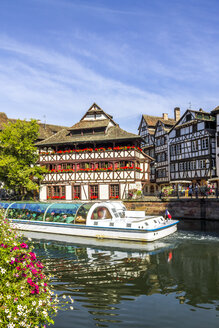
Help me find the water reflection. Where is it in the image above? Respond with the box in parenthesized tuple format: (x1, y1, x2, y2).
(30, 232, 219, 328)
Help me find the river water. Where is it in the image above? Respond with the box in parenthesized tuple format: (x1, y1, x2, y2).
(31, 221, 219, 328)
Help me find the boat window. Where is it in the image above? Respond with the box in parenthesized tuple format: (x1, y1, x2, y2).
(75, 203, 94, 224)
(111, 208, 119, 218)
(6, 203, 48, 221)
(91, 206, 112, 220)
(119, 211, 125, 218)
(46, 203, 83, 224)
(0, 202, 11, 209)
(3, 201, 91, 224)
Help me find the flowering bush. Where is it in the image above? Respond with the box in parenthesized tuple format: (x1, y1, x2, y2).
(0, 212, 72, 327)
(162, 186, 174, 197)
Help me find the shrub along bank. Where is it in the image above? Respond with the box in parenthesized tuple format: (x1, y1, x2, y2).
(0, 212, 63, 328)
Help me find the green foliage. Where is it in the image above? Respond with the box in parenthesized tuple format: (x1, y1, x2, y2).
(162, 186, 173, 197)
(0, 211, 58, 327)
(0, 120, 47, 195)
(0, 211, 74, 327)
(136, 190, 142, 196)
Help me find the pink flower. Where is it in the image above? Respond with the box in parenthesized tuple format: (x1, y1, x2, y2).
(29, 252, 36, 261)
(36, 262, 44, 269)
(27, 278, 37, 287)
(20, 243, 28, 249)
(0, 243, 8, 248)
(31, 268, 38, 275)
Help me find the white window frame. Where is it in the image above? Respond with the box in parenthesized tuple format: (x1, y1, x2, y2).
(202, 138, 209, 150)
(192, 140, 198, 151)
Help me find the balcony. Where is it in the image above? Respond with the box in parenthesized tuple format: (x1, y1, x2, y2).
(42, 168, 146, 184)
(39, 146, 145, 163)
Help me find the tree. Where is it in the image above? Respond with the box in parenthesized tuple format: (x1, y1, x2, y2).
(0, 119, 47, 198)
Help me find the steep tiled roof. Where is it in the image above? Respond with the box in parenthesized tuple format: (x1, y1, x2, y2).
(0, 112, 9, 130)
(37, 123, 68, 140)
(71, 119, 110, 130)
(36, 125, 141, 146)
(211, 106, 219, 113)
(168, 109, 216, 133)
(0, 112, 68, 141)
(81, 102, 116, 125)
(148, 128, 155, 135)
(143, 114, 176, 127)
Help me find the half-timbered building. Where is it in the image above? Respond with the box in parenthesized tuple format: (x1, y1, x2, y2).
(169, 109, 216, 185)
(154, 119, 175, 188)
(37, 103, 151, 201)
(138, 108, 180, 193)
(210, 106, 219, 187)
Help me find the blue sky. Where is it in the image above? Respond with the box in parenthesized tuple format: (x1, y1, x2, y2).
(0, 0, 219, 132)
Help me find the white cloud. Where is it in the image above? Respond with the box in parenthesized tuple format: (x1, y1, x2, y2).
(0, 31, 218, 133)
(0, 35, 185, 128)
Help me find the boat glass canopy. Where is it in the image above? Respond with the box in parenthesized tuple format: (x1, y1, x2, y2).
(0, 202, 11, 209)
(0, 202, 94, 224)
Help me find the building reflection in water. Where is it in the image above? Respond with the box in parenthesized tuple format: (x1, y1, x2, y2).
(32, 234, 219, 327)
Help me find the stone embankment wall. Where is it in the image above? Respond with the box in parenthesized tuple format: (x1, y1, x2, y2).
(124, 199, 219, 220)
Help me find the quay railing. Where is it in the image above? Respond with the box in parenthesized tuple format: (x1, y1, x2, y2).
(143, 187, 219, 200)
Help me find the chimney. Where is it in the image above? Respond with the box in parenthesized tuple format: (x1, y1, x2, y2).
(162, 113, 168, 120)
(174, 107, 180, 122)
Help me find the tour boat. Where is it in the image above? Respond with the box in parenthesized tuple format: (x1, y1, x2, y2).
(0, 201, 179, 242)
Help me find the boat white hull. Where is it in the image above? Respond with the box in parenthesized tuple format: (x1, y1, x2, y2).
(12, 220, 178, 242)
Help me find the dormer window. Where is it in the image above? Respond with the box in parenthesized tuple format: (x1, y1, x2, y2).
(69, 130, 81, 135)
(186, 114, 192, 122)
(83, 129, 93, 135)
(94, 127, 106, 134)
(176, 129, 180, 137)
(157, 125, 162, 132)
(85, 114, 95, 119)
(85, 113, 103, 120)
